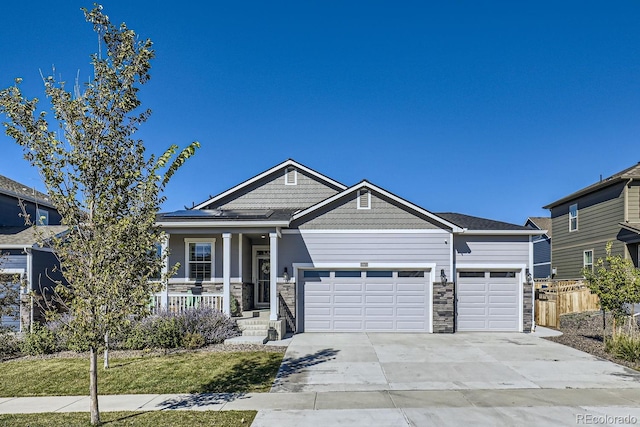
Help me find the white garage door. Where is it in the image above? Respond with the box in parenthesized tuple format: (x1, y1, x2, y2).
(457, 270, 520, 331)
(303, 270, 431, 332)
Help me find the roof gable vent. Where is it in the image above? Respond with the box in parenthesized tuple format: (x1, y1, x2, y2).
(285, 166, 297, 185)
(357, 188, 371, 210)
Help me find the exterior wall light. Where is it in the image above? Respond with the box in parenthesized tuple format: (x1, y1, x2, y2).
(526, 268, 533, 284)
(440, 269, 447, 284)
(283, 267, 289, 282)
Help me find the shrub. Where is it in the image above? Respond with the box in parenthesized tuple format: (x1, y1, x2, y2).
(0, 327, 20, 358)
(21, 323, 57, 355)
(606, 331, 640, 363)
(177, 307, 239, 344)
(122, 307, 239, 350)
(182, 332, 205, 349)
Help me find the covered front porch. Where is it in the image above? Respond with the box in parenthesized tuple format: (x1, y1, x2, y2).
(152, 222, 295, 339)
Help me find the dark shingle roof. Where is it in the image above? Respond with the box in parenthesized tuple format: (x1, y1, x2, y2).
(157, 208, 297, 222)
(544, 162, 640, 209)
(0, 225, 68, 246)
(435, 213, 534, 231)
(526, 217, 552, 238)
(0, 174, 54, 208)
(619, 222, 640, 235)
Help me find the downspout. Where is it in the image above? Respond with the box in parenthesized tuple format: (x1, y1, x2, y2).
(529, 235, 535, 333)
(24, 246, 34, 334)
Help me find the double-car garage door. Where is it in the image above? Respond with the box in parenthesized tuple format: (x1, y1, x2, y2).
(303, 270, 431, 332)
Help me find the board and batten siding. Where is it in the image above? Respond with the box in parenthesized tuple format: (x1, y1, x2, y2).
(294, 192, 443, 230)
(280, 231, 451, 274)
(550, 182, 625, 279)
(205, 169, 341, 210)
(453, 235, 530, 266)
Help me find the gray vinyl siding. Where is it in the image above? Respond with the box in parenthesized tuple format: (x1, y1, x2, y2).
(242, 234, 252, 282)
(550, 182, 625, 279)
(533, 237, 551, 278)
(206, 169, 341, 210)
(279, 231, 451, 274)
(294, 192, 443, 230)
(453, 235, 530, 266)
(1, 254, 27, 271)
(628, 181, 640, 221)
(534, 263, 551, 279)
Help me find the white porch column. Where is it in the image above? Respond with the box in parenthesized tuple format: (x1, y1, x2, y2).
(269, 232, 279, 321)
(161, 233, 170, 309)
(222, 233, 232, 316)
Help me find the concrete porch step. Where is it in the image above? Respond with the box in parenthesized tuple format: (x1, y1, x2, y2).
(224, 335, 268, 345)
(241, 329, 271, 337)
(237, 319, 271, 327)
(239, 310, 270, 319)
(238, 324, 270, 331)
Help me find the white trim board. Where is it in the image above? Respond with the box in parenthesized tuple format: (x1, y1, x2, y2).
(281, 229, 450, 234)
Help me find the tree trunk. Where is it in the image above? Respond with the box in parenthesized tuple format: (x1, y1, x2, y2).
(104, 332, 109, 369)
(602, 309, 606, 337)
(89, 346, 101, 425)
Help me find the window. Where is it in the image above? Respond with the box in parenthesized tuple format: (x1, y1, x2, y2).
(335, 271, 362, 278)
(366, 271, 393, 278)
(285, 167, 297, 185)
(150, 243, 162, 280)
(303, 270, 330, 278)
(459, 271, 486, 278)
(184, 239, 214, 281)
(490, 271, 517, 278)
(569, 204, 578, 232)
(398, 271, 426, 278)
(36, 208, 49, 225)
(583, 250, 594, 271)
(357, 189, 371, 209)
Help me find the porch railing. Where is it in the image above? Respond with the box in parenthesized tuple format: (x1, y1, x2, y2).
(278, 293, 296, 333)
(151, 292, 223, 314)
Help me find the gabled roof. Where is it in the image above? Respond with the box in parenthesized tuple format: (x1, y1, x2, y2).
(619, 222, 640, 235)
(0, 174, 55, 209)
(292, 180, 464, 232)
(436, 213, 544, 235)
(525, 216, 552, 238)
(192, 159, 347, 210)
(0, 225, 68, 247)
(543, 162, 640, 209)
(156, 208, 296, 227)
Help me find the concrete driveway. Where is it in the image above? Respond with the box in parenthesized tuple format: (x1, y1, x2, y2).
(271, 332, 640, 393)
(251, 332, 640, 426)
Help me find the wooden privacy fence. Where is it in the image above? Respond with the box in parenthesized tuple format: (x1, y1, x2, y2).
(535, 280, 600, 328)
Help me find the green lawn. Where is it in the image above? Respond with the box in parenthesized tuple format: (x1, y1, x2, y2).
(0, 410, 256, 427)
(0, 351, 283, 396)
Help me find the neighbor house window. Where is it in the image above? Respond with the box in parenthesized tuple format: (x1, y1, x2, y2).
(184, 238, 215, 281)
(357, 189, 371, 209)
(36, 208, 49, 225)
(583, 250, 593, 271)
(569, 204, 578, 232)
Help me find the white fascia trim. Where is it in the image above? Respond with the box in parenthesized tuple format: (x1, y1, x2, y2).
(0, 244, 32, 249)
(292, 262, 436, 274)
(282, 229, 449, 234)
(533, 238, 551, 244)
(158, 221, 290, 228)
(192, 159, 347, 210)
(533, 261, 551, 266)
(457, 230, 547, 236)
(449, 232, 454, 282)
(292, 181, 463, 232)
(456, 263, 527, 271)
(0, 268, 26, 274)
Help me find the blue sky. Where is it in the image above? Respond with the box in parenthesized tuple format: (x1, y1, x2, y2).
(1, 1, 639, 225)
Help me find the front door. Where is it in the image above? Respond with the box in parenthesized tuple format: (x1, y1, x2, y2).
(253, 247, 270, 307)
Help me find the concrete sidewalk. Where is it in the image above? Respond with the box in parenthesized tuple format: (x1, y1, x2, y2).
(2, 388, 640, 414)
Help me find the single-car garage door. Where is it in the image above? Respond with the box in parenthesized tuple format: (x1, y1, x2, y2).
(457, 270, 520, 331)
(303, 270, 431, 332)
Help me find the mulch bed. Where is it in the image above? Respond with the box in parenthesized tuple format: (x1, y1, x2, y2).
(544, 311, 640, 371)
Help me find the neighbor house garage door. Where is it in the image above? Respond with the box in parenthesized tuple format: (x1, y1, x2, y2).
(456, 270, 520, 331)
(303, 270, 431, 332)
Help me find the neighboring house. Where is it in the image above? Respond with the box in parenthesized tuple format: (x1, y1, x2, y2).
(0, 174, 66, 332)
(525, 217, 552, 279)
(156, 159, 542, 338)
(543, 162, 640, 280)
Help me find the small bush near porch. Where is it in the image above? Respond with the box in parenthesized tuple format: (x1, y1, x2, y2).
(0, 349, 284, 396)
